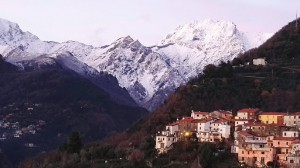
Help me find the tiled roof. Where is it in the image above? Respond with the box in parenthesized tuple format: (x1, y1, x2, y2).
(192, 111, 209, 115)
(238, 108, 260, 113)
(238, 131, 254, 137)
(179, 117, 194, 122)
(259, 112, 286, 116)
(192, 118, 213, 123)
(166, 122, 178, 126)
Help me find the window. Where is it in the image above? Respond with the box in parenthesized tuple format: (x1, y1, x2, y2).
(278, 141, 280, 145)
(286, 142, 289, 145)
(261, 157, 265, 164)
(242, 157, 244, 161)
(290, 160, 294, 163)
(168, 138, 170, 141)
(242, 150, 244, 154)
(261, 152, 265, 154)
(284, 133, 287, 136)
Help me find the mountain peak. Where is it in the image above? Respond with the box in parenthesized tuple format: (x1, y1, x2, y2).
(117, 36, 134, 44)
(0, 18, 40, 52)
(161, 19, 238, 46)
(0, 18, 20, 33)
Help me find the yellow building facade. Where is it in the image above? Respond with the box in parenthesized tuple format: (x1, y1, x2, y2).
(258, 112, 285, 125)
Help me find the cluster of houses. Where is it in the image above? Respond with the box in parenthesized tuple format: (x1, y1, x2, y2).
(0, 103, 46, 146)
(155, 110, 232, 153)
(155, 108, 300, 167)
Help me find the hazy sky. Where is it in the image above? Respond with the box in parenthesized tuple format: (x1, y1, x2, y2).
(0, 0, 299, 46)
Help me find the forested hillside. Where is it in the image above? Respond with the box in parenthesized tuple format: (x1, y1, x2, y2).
(19, 19, 300, 168)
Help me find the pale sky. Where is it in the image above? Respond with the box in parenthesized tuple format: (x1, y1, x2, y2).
(0, 0, 299, 46)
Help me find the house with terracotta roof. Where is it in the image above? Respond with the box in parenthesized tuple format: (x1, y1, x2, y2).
(196, 118, 231, 142)
(237, 108, 260, 120)
(166, 122, 179, 135)
(196, 119, 213, 132)
(259, 112, 285, 125)
(242, 122, 267, 135)
(178, 117, 195, 133)
(210, 110, 232, 120)
(243, 122, 267, 130)
(233, 131, 275, 167)
(234, 119, 251, 131)
(211, 119, 228, 131)
(191, 111, 209, 119)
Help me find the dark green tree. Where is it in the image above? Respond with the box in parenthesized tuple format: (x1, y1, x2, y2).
(66, 131, 83, 153)
(59, 131, 83, 153)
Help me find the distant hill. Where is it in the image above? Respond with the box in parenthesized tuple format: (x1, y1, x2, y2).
(18, 19, 300, 168)
(0, 57, 147, 165)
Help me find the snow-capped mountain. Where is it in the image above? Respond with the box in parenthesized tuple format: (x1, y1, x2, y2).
(153, 19, 272, 80)
(0, 18, 272, 111)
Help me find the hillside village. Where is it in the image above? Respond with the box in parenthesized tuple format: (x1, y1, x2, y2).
(0, 103, 46, 147)
(155, 109, 300, 167)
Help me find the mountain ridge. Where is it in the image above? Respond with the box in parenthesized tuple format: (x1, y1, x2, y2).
(0, 18, 272, 111)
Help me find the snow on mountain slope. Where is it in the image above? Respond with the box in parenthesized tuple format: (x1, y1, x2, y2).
(0, 18, 272, 111)
(154, 19, 272, 79)
(83, 36, 186, 108)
